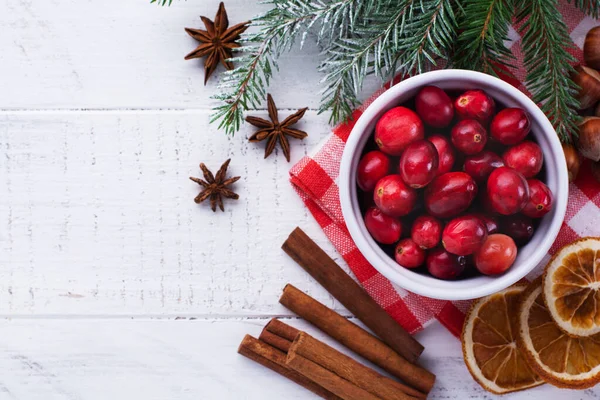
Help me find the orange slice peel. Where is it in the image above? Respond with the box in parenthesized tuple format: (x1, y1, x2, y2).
(462, 284, 544, 394)
(542, 237, 600, 337)
(517, 277, 600, 389)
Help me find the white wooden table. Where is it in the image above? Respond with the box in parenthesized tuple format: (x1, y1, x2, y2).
(0, 1, 597, 398)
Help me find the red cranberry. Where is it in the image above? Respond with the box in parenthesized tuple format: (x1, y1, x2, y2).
(472, 213, 499, 234)
(487, 167, 530, 215)
(463, 151, 504, 181)
(490, 108, 531, 145)
(474, 234, 517, 275)
(364, 207, 402, 244)
(428, 134, 455, 176)
(502, 141, 543, 178)
(442, 216, 488, 256)
(501, 214, 534, 245)
(454, 90, 495, 124)
(451, 119, 488, 155)
(373, 175, 417, 217)
(395, 238, 426, 269)
(522, 179, 553, 218)
(357, 151, 390, 191)
(375, 107, 424, 156)
(398, 140, 439, 188)
(424, 172, 478, 218)
(415, 86, 454, 128)
(411, 215, 443, 249)
(426, 248, 467, 280)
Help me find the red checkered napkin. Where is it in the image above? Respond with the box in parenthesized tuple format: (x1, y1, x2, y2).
(290, 4, 600, 338)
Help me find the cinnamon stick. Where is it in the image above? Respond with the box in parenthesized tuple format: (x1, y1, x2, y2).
(237, 335, 341, 400)
(286, 352, 381, 400)
(264, 318, 299, 341)
(281, 227, 424, 363)
(259, 322, 294, 353)
(288, 332, 421, 400)
(280, 284, 435, 394)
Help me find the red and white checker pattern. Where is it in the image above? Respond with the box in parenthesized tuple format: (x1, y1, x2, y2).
(290, 4, 600, 338)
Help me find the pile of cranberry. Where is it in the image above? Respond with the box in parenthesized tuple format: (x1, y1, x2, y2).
(357, 86, 554, 280)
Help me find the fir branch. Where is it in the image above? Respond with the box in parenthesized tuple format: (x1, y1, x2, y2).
(518, 0, 580, 143)
(453, 0, 515, 75)
(568, 0, 600, 18)
(150, 0, 174, 5)
(319, 0, 458, 124)
(211, 0, 363, 135)
(397, 0, 459, 73)
(318, 0, 415, 124)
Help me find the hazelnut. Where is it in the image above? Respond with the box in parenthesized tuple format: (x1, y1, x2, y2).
(562, 143, 581, 183)
(572, 66, 600, 109)
(584, 26, 600, 70)
(577, 117, 600, 161)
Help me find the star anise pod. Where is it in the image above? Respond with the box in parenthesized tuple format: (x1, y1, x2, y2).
(190, 159, 240, 212)
(246, 94, 308, 162)
(184, 2, 250, 85)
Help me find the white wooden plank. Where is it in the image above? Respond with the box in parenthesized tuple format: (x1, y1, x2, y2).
(0, 111, 357, 316)
(0, 0, 381, 110)
(0, 319, 589, 399)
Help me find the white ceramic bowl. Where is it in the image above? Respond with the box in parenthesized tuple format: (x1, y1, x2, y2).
(339, 70, 568, 301)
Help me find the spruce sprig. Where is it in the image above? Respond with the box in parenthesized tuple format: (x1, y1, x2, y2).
(151, 0, 174, 5)
(517, 0, 580, 142)
(318, 0, 459, 124)
(569, 0, 600, 18)
(453, 0, 515, 75)
(159, 0, 585, 141)
(211, 0, 363, 134)
(397, 0, 459, 74)
(318, 0, 415, 124)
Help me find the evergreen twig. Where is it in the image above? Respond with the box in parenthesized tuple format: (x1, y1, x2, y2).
(398, 0, 459, 74)
(517, 0, 580, 142)
(157, 0, 588, 141)
(211, 0, 362, 135)
(453, 0, 514, 75)
(318, 0, 415, 124)
(568, 0, 600, 18)
(151, 0, 174, 5)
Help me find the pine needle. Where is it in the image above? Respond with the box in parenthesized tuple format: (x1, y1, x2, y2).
(568, 0, 600, 18)
(319, 0, 416, 124)
(152, 0, 585, 141)
(517, 0, 580, 142)
(151, 0, 174, 5)
(453, 0, 515, 75)
(211, 0, 362, 135)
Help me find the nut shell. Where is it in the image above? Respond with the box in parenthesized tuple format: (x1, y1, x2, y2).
(577, 117, 600, 161)
(572, 66, 600, 110)
(584, 27, 600, 70)
(562, 144, 581, 183)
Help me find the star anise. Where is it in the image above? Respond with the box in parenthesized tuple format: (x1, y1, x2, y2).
(190, 159, 240, 212)
(246, 94, 308, 162)
(184, 2, 250, 85)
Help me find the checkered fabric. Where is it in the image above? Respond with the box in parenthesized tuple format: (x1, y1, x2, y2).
(290, 3, 600, 338)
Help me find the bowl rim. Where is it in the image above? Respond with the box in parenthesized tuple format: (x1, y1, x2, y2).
(339, 69, 569, 301)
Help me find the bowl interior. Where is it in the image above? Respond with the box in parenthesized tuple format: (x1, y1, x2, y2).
(340, 70, 568, 301)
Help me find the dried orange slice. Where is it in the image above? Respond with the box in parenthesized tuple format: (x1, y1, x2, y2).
(517, 277, 600, 388)
(462, 285, 544, 394)
(542, 237, 600, 337)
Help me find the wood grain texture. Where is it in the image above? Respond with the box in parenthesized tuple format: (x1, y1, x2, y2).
(1, 0, 596, 398)
(0, 112, 361, 316)
(0, 0, 381, 110)
(0, 319, 594, 400)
